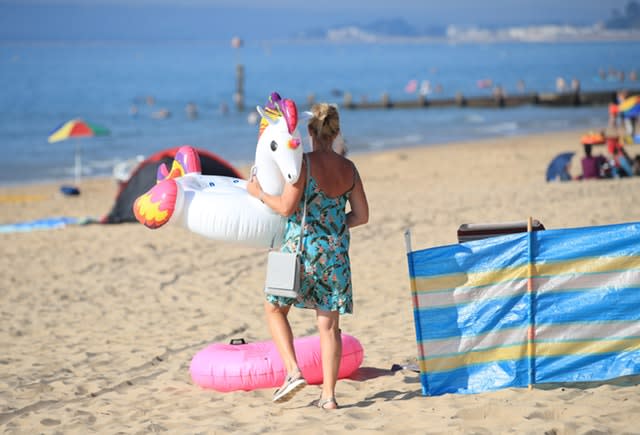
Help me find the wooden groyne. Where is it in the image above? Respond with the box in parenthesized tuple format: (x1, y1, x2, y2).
(324, 88, 639, 110)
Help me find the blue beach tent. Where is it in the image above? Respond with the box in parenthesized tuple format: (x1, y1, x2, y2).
(546, 152, 575, 182)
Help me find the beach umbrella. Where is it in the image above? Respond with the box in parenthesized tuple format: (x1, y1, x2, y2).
(619, 95, 640, 117)
(48, 119, 110, 184)
(546, 152, 575, 182)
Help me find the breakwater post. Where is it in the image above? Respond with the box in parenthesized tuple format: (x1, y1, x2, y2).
(327, 88, 634, 111)
(234, 64, 244, 112)
(231, 36, 244, 112)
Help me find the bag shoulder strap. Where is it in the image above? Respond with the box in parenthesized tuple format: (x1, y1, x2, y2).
(296, 154, 310, 254)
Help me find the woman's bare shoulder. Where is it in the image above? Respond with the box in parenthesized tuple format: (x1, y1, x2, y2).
(308, 152, 355, 195)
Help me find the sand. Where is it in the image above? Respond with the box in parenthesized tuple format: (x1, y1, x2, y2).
(2, 130, 640, 434)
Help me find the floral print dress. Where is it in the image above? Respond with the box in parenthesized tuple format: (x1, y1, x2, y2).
(266, 159, 355, 314)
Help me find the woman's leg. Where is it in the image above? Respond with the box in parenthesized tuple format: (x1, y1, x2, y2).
(264, 300, 299, 375)
(316, 309, 341, 408)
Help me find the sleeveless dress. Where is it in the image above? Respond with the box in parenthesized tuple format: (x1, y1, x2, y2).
(265, 158, 355, 314)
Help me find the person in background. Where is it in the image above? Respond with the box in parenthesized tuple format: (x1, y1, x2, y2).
(609, 100, 620, 129)
(571, 78, 581, 93)
(616, 90, 637, 138)
(151, 108, 171, 119)
(580, 143, 607, 179)
(185, 102, 198, 119)
(571, 78, 581, 105)
(247, 103, 369, 410)
(633, 155, 640, 176)
(607, 135, 633, 177)
(219, 102, 229, 116)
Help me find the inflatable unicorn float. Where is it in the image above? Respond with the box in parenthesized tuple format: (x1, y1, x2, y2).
(133, 92, 305, 248)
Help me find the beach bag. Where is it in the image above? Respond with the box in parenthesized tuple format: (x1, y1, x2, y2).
(264, 155, 310, 298)
(264, 251, 301, 298)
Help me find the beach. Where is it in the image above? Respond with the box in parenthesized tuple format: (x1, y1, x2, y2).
(2, 129, 640, 434)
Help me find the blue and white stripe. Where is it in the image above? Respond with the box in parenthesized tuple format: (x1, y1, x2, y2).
(407, 222, 640, 396)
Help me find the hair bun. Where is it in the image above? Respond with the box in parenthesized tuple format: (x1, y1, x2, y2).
(308, 103, 340, 141)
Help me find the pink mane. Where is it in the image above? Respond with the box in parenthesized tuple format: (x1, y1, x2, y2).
(258, 94, 298, 138)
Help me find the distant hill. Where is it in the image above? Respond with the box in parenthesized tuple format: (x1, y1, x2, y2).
(362, 18, 419, 37)
(297, 18, 444, 40)
(605, 0, 640, 29)
(297, 15, 640, 43)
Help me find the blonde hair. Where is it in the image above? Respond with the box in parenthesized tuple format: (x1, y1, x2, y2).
(308, 103, 340, 142)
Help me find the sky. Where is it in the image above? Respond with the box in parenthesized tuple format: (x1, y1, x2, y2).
(0, 0, 632, 41)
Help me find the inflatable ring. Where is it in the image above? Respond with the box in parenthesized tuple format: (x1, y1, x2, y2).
(190, 334, 364, 392)
(581, 132, 605, 145)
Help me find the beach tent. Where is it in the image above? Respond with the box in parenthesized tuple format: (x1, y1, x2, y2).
(405, 220, 640, 396)
(545, 152, 575, 182)
(102, 146, 243, 224)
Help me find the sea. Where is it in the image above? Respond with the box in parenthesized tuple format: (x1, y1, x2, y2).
(1, 39, 639, 186)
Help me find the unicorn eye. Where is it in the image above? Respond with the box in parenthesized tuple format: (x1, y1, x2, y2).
(270, 141, 278, 151)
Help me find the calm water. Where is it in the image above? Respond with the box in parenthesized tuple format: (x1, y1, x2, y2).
(1, 40, 638, 185)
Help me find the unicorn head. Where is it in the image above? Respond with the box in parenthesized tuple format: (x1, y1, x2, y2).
(254, 92, 304, 195)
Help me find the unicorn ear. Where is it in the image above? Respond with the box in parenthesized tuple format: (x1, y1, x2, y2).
(299, 111, 313, 121)
(256, 105, 275, 125)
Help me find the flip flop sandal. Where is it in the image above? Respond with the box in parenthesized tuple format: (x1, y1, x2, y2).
(273, 374, 307, 403)
(316, 397, 339, 410)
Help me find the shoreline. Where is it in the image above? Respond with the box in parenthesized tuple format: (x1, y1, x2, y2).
(1, 127, 638, 227)
(4, 31, 640, 45)
(0, 125, 617, 190)
(2, 129, 640, 433)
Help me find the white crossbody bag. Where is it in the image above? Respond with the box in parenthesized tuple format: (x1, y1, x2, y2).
(264, 155, 310, 298)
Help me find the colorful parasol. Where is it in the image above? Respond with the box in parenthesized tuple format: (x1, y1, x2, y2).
(618, 95, 640, 117)
(48, 119, 110, 184)
(48, 119, 110, 143)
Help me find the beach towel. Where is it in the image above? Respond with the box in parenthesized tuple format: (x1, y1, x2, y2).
(0, 216, 96, 233)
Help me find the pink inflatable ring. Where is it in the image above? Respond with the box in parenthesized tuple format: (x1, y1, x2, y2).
(190, 333, 364, 392)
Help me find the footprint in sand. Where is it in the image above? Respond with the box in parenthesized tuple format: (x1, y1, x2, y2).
(40, 418, 60, 426)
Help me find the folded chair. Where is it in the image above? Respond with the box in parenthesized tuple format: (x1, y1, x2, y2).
(456, 219, 545, 243)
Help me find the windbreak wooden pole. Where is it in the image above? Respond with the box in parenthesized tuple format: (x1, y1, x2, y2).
(526, 216, 536, 390)
(404, 228, 413, 255)
(404, 228, 430, 395)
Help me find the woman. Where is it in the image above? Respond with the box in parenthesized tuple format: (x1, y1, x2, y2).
(247, 103, 369, 410)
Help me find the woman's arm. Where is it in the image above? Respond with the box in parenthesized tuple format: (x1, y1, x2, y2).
(247, 159, 306, 217)
(346, 168, 369, 228)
